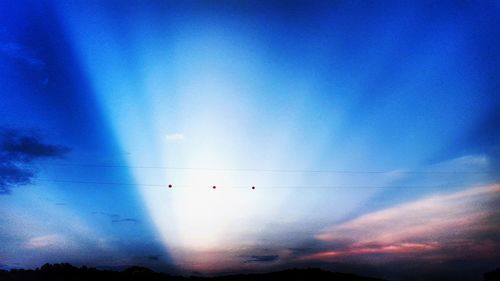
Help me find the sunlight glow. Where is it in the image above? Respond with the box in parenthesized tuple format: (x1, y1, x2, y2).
(50, 1, 498, 273)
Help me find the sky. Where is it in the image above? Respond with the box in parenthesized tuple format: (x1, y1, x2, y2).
(0, 1, 499, 280)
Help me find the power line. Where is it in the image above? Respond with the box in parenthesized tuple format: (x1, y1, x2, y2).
(36, 162, 489, 175)
(37, 179, 477, 189)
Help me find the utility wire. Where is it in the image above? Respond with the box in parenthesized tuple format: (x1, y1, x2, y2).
(36, 162, 489, 174)
(37, 179, 477, 189)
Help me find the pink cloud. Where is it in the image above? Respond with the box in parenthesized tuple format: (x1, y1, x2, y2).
(25, 234, 67, 250)
(306, 242, 439, 260)
(305, 184, 500, 262)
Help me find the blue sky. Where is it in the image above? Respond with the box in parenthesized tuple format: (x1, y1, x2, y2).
(1, 1, 499, 280)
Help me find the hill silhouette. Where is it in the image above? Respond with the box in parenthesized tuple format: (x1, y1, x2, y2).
(485, 268, 500, 281)
(0, 263, 386, 281)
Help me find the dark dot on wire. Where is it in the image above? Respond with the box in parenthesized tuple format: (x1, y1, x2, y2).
(252, 186, 255, 190)
(213, 186, 216, 189)
(168, 184, 172, 188)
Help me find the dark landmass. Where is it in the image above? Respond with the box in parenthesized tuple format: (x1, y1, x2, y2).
(0, 263, 386, 281)
(485, 268, 500, 281)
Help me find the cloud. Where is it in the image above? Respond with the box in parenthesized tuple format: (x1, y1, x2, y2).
(0, 42, 45, 68)
(381, 168, 409, 182)
(112, 218, 140, 223)
(146, 255, 161, 261)
(92, 212, 140, 224)
(0, 42, 49, 86)
(165, 133, 186, 143)
(25, 234, 67, 250)
(0, 128, 69, 194)
(303, 184, 500, 263)
(0, 164, 34, 193)
(244, 255, 280, 263)
(1, 130, 69, 162)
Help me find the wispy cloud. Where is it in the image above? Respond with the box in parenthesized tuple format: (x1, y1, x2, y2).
(381, 169, 409, 182)
(303, 184, 500, 262)
(92, 212, 140, 224)
(25, 234, 66, 250)
(0, 42, 45, 68)
(165, 133, 186, 143)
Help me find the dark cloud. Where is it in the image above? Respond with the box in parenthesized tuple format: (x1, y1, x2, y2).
(92, 212, 140, 224)
(113, 218, 140, 223)
(0, 128, 69, 194)
(1, 129, 69, 162)
(0, 163, 34, 194)
(285, 238, 340, 260)
(146, 255, 161, 261)
(244, 255, 279, 263)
